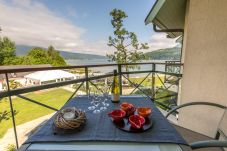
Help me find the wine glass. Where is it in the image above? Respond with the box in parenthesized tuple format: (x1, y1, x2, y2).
(101, 81, 110, 109)
(88, 92, 96, 111)
(92, 93, 101, 114)
(102, 92, 110, 110)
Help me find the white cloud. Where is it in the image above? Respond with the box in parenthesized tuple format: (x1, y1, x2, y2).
(0, 0, 95, 53)
(0, 0, 177, 56)
(146, 33, 177, 52)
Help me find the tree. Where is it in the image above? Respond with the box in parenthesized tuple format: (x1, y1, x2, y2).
(47, 45, 66, 66)
(3, 56, 25, 65)
(0, 37, 16, 65)
(107, 9, 149, 77)
(0, 27, 66, 66)
(27, 47, 52, 65)
(25, 46, 66, 66)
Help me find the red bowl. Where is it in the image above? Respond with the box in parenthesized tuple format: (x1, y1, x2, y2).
(120, 102, 136, 116)
(126, 107, 136, 116)
(108, 109, 126, 122)
(129, 115, 145, 129)
(120, 102, 134, 111)
(137, 107, 152, 118)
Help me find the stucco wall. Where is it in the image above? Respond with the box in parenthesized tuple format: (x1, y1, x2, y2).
(179, 0, 227, 137)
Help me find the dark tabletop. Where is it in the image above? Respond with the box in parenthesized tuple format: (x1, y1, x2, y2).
(24, 96, 188, 146)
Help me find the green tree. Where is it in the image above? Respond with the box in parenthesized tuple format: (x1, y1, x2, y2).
(107, 9, 149, 77)
(27, 47, 52, 65)
(25, 46, 66, 66)
(47, 45, 66, 66)
(0, 37, 16, 65)
(3, 56, 26, 65)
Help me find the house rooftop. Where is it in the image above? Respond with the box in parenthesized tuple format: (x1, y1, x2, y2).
(145, 0, 187, 38)
(0, 64, 52, 80)
(0, 64, 52, 70)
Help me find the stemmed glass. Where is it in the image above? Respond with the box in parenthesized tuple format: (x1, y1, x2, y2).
(101, 82, 110, 110)
(102, 92, 110, 110)
(92, 93, 101, 114)
(88, 89, 101, 114)
(88, 92, 96, 111)
(87, 80, 111, 113)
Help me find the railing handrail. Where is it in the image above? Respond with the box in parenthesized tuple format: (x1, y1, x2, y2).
(0, 73, 114, 98)
(0, 62, 183, 149)
(0, 62, 183, 74)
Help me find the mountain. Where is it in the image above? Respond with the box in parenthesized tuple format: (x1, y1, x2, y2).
(16, 45, 34, 56)
(145, 47, 181, 60)
(16, 45, 181, 61)
(59, 51, 107, 60)
(16, 45, 107, 60)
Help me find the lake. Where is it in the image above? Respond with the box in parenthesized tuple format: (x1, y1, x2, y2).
(66, 59, 167, 77)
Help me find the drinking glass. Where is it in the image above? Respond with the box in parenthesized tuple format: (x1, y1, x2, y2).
(102, 92, 110, 110)
(92, 93, 101, 114)
(101, 81, 110, 109)
(88, 92, 96, 111)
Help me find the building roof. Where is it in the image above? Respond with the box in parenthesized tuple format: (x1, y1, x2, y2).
(0, 64, 52, 80)
(0, 64, 52, 70)
(145, 0, 187, 38)
(24, 70, 75, 82)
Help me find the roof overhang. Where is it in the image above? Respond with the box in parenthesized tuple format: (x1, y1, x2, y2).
(145, 0, 187, 38)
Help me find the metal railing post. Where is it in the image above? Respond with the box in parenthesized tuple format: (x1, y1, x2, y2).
(164, 61, 167, 82)
(85, 67, 89, 95)
(5, 73, 19, 149)
(152, 64, 156, 100)
(118, 64, 122, 95)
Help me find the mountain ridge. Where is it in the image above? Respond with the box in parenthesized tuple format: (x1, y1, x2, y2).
(16, 45, 181, 61)
(144, 47, 181, 60)
(16, 45, 107, 60)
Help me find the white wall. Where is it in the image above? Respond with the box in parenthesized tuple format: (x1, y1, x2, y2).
(0, 81, 3, 91)
(179, 0, 227, 137)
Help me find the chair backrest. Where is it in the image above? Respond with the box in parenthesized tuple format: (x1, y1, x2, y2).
(217, 109, 227, 140)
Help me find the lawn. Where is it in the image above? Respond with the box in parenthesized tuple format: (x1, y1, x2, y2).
(129, 75, 165, 87)
(0, 88, 72, 138)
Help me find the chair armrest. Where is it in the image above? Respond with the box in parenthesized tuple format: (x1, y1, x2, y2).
(190, 140, 227, 150)
(166, 102, 226, 118)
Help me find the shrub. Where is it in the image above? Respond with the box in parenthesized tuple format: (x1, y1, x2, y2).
(5, 144, 16, 151)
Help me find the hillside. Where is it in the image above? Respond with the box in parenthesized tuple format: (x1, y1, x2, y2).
(16, 45, 181, 61)
(60, 51, 107, 60)
(16, 45, 107, 60)
(145, 47, 181, 60)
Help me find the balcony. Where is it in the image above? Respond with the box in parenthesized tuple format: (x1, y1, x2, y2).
(0, 62, 226, 151)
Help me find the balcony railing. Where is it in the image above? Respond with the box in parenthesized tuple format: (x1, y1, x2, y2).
(0, 61, 183, 149)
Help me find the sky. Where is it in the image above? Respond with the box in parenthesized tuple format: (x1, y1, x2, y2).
(0, 0, 177, 55)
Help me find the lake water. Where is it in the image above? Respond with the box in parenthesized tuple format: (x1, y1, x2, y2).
(66, 59, 167, 77)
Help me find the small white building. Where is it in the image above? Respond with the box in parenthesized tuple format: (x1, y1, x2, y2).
(0, 80, 3, 91)
(24, 70, 75, 85)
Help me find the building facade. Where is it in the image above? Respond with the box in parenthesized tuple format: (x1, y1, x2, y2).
(145, 0, 227, 138)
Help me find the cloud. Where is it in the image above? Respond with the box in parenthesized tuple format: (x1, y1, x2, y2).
(0, 0, 176, 56)
(146, 33, 177, 52)
(0, 0, 93, 53)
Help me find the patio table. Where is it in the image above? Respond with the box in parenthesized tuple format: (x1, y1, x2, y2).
(19, 96, 191, 151)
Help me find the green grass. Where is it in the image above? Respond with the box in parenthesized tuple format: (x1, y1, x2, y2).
(0, 88, 72, 138)
(133, 87, 177, 111)
(129, 76, 165, 87)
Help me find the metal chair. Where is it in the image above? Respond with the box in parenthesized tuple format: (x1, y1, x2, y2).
(166, 102, 227, 151)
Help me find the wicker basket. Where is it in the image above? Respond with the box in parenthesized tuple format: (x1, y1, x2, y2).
(54, 107, 86, 130)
